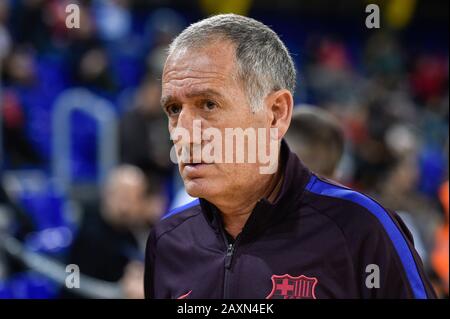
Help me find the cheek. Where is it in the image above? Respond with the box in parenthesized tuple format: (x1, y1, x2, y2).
(217, 163, 258, 184)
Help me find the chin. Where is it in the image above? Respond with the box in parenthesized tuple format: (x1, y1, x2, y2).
(184, 178, 218, 199)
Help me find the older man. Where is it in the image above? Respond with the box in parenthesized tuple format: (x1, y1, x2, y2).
(144, 14, 435, 299)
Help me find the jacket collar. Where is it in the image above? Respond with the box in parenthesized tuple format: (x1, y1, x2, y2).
(199, 139, 312, 241)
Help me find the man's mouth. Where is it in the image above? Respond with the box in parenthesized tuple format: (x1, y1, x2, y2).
(184, 162, 208, 168)
(183, 162, 211, 175)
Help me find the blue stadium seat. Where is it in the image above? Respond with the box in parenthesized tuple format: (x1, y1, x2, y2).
(0, 272, 58, 299)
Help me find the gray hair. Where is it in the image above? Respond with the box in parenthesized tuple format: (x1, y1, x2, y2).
(168, 14, 296, 111)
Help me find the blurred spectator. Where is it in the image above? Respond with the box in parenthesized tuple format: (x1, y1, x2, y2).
(365, 31, 406, 90)
(120, 260, 145, 299)
(0, 1, 11, 61)
(119, 75, 173, 184)
(410, 54, 448, 105)
(64, 2, 118, 91)
(347, 101, 397, 191)
(144, 8, 185, 75)
(431, 181, 449, 297)
(73, 47, 117, 91)
(285, 105, 344, 179)
(2, 46, 36, 87)
(1, 89, 42, 168)
(374, 155, 442, 265)
(61, 165, 164, 298)
(11, 0, 51, 52)
(305, 36, 363, 106)
(93, 0, 132, 43)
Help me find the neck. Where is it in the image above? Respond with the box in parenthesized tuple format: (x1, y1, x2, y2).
(216, 166, 284, 239)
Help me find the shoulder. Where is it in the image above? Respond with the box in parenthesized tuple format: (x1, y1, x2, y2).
(302, 174, 404, 239)
(150, 199, 202, 243)
(302, 175, 433, 299)
(302, 175, 424, 286)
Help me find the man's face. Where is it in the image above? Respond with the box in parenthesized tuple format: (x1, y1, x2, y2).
(103, 171, 148, 227)
(161, 41, 272, 202)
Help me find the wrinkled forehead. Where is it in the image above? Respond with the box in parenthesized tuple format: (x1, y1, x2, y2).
(162, 41, 239, 88)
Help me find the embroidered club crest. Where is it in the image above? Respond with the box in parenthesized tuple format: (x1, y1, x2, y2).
(266, 274, 318, 299)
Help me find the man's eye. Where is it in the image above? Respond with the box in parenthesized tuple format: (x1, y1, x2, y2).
(204, 100, 217, 110)
(167, 105, 181, 116)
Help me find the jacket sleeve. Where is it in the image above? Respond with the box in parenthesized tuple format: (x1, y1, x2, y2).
(357, 209, 437, 299)
(144, 228, 157, 299)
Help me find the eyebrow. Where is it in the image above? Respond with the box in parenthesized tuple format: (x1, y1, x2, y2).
(160, 88, 224, 107)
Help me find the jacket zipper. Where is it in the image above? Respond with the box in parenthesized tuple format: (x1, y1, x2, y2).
(223, 243, 234, 299)
(221, 232, 240, 299)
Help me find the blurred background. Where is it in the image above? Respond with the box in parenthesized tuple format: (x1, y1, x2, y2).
(0, 0, 448, 299)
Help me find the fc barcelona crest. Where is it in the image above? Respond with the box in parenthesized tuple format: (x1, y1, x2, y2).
(266, 274, 318, 299)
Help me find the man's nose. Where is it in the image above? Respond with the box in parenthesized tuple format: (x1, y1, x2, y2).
(171, 107, 203, 162)
(176, 107, 203, 141)
(176, 107, 195, 134)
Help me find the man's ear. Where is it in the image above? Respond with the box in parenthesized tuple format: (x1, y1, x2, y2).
(266, 89, 293, 139)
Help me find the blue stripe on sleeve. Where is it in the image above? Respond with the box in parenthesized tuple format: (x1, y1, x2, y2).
(306, 175, 427, 299)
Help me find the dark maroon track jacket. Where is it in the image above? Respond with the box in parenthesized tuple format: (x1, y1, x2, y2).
(144, 141, 436, 299)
